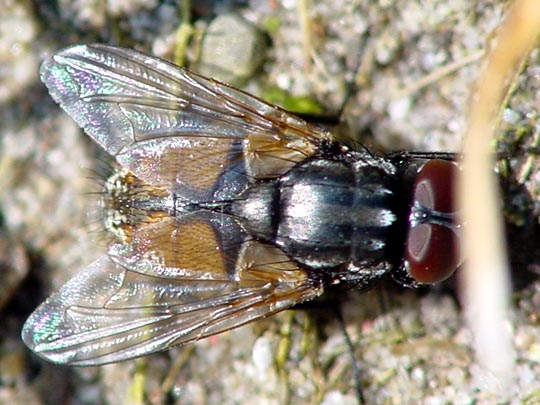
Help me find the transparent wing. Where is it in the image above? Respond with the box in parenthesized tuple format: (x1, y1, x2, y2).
(21, 224, 322, 365)
(40, 44, 332, 184)
(24, 44, 327, 366)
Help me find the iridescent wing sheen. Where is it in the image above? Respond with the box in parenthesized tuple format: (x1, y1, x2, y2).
(23, 44, 329, 366)
(22, 215, 322, 366)
(39, 44, 332, 190)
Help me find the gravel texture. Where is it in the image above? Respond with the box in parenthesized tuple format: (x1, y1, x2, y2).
(1, 0, 540, 404)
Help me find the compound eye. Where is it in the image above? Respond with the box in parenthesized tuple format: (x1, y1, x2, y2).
(406, 159, 461, 284)
(413, 158, 456, 212)
(407, 223, 460, 284)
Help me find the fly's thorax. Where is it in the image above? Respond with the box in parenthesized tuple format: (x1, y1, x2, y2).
(101, 168, 172, 243)
(232, 155, 403, 284)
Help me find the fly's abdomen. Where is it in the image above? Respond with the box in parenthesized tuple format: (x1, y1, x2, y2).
(277, 159, 355, 267)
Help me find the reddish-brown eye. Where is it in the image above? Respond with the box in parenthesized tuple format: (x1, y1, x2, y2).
(407, 223, 460, 284)
(413, 159, 456, 213)
(406, 159, 461, 284)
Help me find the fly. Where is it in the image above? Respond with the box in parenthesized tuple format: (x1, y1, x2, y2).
(22, 44, 462, 366)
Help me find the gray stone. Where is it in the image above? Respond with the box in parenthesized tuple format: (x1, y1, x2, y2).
(196, 13, 266, 85)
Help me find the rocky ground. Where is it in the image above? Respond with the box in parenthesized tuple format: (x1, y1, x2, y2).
(1, 0, 540, 404)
